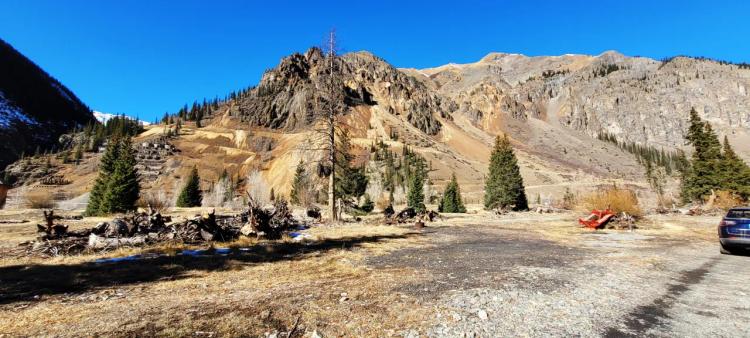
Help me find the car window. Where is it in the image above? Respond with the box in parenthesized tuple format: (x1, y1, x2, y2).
(726, 210, 750, 219)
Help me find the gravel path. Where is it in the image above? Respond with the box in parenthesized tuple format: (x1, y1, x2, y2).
(368, 223, 750, 337)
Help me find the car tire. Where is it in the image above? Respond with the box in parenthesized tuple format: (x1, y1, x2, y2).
(720, 243, 736, 255)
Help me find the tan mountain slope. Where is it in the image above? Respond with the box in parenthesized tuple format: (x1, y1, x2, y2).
(11, 48, 750, 207)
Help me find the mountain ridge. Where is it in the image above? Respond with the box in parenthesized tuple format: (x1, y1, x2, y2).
(0, 38, 96, 170)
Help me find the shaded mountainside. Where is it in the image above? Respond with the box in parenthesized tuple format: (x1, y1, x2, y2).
(0, 38, 95, 170)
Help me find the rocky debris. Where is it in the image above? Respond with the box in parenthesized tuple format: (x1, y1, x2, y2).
(38, 174, 70, 186)
(2, 156, 60, 187)
(134, 137, 178, 182)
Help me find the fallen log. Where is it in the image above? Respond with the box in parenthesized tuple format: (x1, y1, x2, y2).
(87, 233, 147, 249)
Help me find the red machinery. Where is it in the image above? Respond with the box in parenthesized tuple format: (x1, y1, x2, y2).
(579, 209, 614, 229)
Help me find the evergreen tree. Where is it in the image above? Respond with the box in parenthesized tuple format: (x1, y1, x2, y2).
(682, 110, 724, 202)
(270, 187, 275, 201)
(439, 173, 466, 213)
(176, 166, 203, 207)
(719, 136, 750, 199)
(100, 137, 140, 213)
(290, 160, 308, 205)
(334, 129, 368, 201)
(406, 160, 426, 212)
(484, 135, 529, 210)
(86, 138, 122, 215)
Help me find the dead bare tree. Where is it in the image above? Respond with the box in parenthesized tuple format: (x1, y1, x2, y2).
(325, 29, 339, 221)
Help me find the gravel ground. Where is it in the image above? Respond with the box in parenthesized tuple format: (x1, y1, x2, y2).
(369, 220, 750, 337)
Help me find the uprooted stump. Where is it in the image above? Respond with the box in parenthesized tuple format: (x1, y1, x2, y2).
(385, 207, 440, 226)
(241, 197, 298, 239)
(173, 210, 239, 243)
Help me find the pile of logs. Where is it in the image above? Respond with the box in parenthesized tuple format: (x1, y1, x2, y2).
(384, 207, 440, 226)
(23, 199, 303, 256)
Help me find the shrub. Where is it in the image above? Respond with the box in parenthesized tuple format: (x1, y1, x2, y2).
(360, 194, 374, 213)
(711, 190, 742, 210)
(246, 169, 270, 205)
(577, 185, 642, 217)
(137, 190, 170, 212)
(26, 191, 55, 209)
(375, 195, 390, 211)
(559, 187, 577, 210)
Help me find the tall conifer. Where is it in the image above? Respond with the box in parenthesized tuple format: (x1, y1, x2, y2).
(439, 173, 466, 213)
(484, 135, 528, 210)
(176, 166, 203, 207)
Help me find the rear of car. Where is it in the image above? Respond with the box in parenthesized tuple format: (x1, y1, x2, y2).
(718, 207, 750, 255)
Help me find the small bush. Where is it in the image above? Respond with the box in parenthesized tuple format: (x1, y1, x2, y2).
(360, 194, 374, 213)
(577, 185, 642, 217)
(375, 195, 390, 211)
(558, 187, 577, 210)
(137, 190, 170, 212)
(26, 191, 55, 209)
(712, 190, 742, 210)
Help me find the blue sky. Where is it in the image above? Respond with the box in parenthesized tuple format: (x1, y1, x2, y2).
(1, 0, 748, 122)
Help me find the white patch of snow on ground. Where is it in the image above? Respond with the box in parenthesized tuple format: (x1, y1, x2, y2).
(0, 90, 37, 128)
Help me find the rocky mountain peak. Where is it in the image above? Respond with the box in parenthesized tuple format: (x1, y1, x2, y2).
(219, 47, 453, 135)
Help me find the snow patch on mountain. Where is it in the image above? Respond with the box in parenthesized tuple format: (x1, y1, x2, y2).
(0, 90, 37, 128)
(93, 111, 150, 125)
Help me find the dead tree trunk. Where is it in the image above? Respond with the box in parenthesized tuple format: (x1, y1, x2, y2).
(327, 29, 338, 222)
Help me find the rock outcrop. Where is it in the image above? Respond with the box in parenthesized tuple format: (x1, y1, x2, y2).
(411, 51, 750, 158)
(222, 48, 454, 135)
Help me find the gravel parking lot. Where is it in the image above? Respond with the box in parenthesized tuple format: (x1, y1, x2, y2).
(370, 214, 750, 337)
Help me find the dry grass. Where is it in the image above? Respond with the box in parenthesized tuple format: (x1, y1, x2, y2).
(577, 185, 643, 217)
(711, 190, 743, 210)
(25, 191, 55, 209)
(0, 217, 431, 337)
(137, 190, 171, 212)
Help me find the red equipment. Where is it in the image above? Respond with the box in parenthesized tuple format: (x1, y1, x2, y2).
(579, 209, 614, 229)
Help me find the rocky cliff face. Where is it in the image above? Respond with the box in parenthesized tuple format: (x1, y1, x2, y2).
(0, 38, 95, 170)
(222, 48, 454, 135)
(408, 51, 750, 159)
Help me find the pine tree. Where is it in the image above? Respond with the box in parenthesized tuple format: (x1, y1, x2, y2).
(334, 129, 368, 201)
(406, 160, 426, 212)
(100, 137, 140, 213)
(86, 138, 122, 215)
(176, 166, 203, 207)
(290, 160, 308, 205)
(682, 110, 724, 202)
(439, 173, 466, 213)
(484, 135, 529, 210)
(719, 136, 750, 200)
(270, 187, 275, 202)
